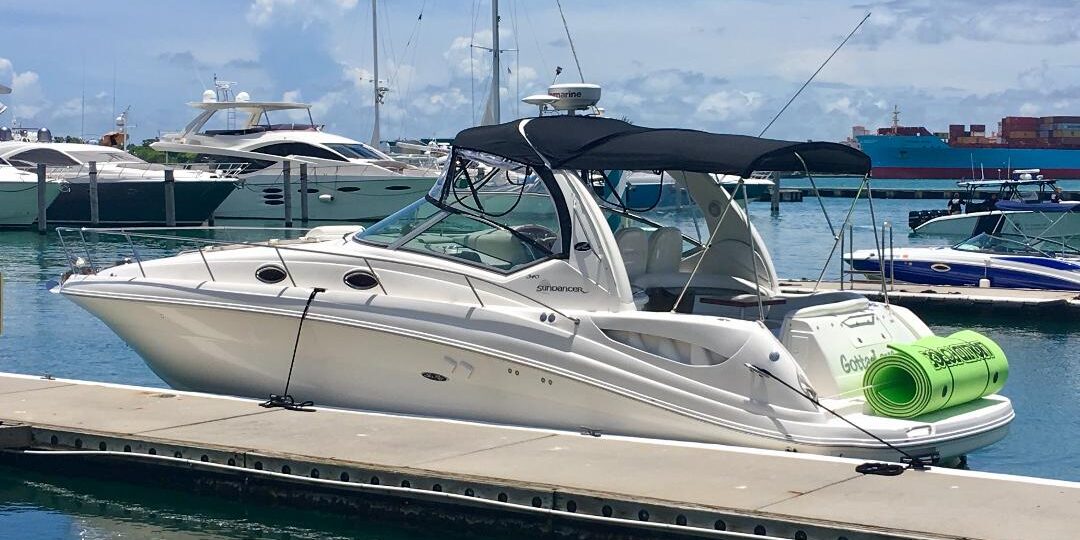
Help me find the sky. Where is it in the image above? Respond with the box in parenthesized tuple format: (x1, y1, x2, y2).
(4, 0, 1080, 145)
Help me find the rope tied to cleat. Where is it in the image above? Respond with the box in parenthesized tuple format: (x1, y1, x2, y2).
(260, 286, 325, 412)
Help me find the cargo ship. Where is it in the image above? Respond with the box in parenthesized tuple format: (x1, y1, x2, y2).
(851, 106, 1080, 179)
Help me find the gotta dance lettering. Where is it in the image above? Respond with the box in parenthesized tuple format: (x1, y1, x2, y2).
(839, 352, 877, 374)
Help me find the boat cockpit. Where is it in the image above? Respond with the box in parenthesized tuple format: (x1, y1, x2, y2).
(355, 116, 871, 324)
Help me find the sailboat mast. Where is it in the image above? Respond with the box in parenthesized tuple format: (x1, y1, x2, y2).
(490, 0, 500, 124)
(370, 0, 381, 148)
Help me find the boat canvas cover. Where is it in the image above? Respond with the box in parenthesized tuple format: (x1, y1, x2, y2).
(451, 116, 871, 176)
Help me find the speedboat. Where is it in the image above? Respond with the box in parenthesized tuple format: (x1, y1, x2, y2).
(0, 137, 235, 226)
(151, 88, 438, 221)
(909, 174, 1080, 238)
(847, 232, 1080, 290)
(58, 115, 1013, 462)
(0, 156, 62, 227)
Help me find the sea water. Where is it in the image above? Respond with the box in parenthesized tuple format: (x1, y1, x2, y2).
(0, 197, 1077, 539)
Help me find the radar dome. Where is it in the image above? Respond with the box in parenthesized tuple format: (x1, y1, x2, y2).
(235, 91, 251, 102)
(547, 83, 601, 112)
(202, 89, 217, 103)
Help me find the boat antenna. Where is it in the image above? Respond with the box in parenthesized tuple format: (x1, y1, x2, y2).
(758, 12, 870, 137)
(554, 0, 585, 83)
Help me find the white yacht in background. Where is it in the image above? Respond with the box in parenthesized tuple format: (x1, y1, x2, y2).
(0, 156, 61, 227)
(151, 86, 438, 222)
(59, 102, 1013, 462)
(0, 133, 235, 226)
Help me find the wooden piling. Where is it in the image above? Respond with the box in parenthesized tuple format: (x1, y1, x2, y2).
(36, 163, 46, 234)
(283, 161, 293, 227)
(299, 163, 309, 223)
(164, 169, 176, 227)
(88, 161, 99, 226)
(770, 172, 780, 213)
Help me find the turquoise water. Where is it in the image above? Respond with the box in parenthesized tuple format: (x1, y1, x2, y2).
(0, 197, 1078, 537)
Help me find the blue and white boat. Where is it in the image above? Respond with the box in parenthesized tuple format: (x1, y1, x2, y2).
(846, 233, 1080, 290)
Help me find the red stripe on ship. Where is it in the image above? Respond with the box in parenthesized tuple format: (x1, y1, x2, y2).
(872, 167, 1080, 180)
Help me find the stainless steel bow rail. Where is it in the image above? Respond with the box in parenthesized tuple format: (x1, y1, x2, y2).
(54, 226, 580, 324)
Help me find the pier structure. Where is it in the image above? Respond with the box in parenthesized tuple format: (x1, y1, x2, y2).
(0, 373, 1076, 540)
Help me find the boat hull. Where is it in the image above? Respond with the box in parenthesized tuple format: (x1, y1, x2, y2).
(0, 181, 61, 226)
(857, 134, 1080, 180)
(913, 210, 1080, 238)
(47, 181, 237, 226)
(61, 277, 1014, 462)
(214, 172, 435, 221)
(849, 253, 1080, 290)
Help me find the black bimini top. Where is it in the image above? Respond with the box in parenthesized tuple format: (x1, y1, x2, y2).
(452, 116, 871, 176)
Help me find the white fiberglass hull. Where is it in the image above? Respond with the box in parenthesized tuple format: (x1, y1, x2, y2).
(61, 275, 1013, 462)
(0, 180, 61, 226)
(215, 168, 436, 221)
(914, 209, 1080, 238)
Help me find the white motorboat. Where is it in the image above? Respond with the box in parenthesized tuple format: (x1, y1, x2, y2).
(847, 232, 1080, 290)
(909, 175, 1080, 239)
(151, 86, 438, 222)
(0, 136, 235, 226)
(58, 115, 1013, 462)
(0, 156, 61, 227)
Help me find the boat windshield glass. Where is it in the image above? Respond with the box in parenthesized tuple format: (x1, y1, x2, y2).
(66, 150, 145, 164)
(354, 155, 567, 273)
(953, 233, 1046, 255)
(325, 143, 388, 160)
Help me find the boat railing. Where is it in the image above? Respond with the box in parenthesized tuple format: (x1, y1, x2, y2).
(55, 226, 580, 324)
(840, 221, 895, 290)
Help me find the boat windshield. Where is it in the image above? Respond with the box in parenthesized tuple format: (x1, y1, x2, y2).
(66, 150, 146, 164)
(325, 143, 388, 161)
(953, 233, 1049, 255)
(354, 155, 568, 273)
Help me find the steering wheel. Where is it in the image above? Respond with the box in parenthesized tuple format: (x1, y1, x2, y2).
(512, 224, 558, 251)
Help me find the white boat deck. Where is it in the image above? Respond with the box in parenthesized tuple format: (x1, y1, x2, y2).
(781, 279, 1080, 311)
(0, 373, 1076, 540)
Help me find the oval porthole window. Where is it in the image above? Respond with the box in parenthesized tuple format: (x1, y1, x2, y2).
(262, 187, 283, 194)
(262, 193, 284, 200)
(256, 264, 288, 284)
(343, 270, 379, 290)
(930, 263, 951, 272)
(337, 186, 361, 193)
(264, 200, 285, 206)
(384, 185, 411, 191)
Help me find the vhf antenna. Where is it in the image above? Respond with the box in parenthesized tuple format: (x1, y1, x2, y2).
(759, 12, 871, 137)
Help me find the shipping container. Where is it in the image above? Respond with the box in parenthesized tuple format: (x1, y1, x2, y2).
(1007, 131, 1037, 138)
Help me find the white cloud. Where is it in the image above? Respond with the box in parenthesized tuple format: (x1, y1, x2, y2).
(246, 0, 296, 26)
(695, 90, 763, 121)
(0, 57, 48, 119)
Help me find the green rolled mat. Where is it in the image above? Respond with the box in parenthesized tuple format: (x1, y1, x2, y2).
(863, 330, 1008, 418)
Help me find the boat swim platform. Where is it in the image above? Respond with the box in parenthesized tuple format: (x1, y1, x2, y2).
(0, 373, 1076, 540)
(781, 280, 1080, 315)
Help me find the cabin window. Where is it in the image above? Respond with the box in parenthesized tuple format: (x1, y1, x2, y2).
(194, 153, 275, 172)
(325, 143, 386, 160)
(8, 149, 79, 167)
(252, 142, 346, 161)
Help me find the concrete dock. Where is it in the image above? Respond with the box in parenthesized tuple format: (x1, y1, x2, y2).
(782, 187, 1078, 201)
(781, 280, 1080, 315)
(0, 373, 1076, 539)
